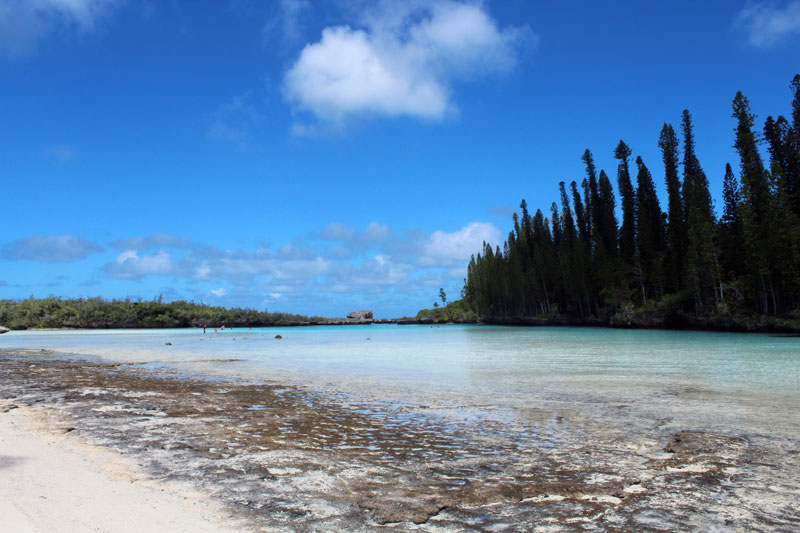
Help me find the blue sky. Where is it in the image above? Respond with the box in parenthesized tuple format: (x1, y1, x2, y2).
(1, 0, 798, 317)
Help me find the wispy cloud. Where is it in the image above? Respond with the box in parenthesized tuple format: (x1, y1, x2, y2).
(0, 0, 119, 58)
(262, 0, 311, 42)
(207, 91, 264, 149)
(734, 1, 800, 48)
(283, 0, 533, 130)
(489, 204, 515, 218)
(44, 144, 74, 163)
(2, 235, 103, 262)
(111, 232, 192, 251)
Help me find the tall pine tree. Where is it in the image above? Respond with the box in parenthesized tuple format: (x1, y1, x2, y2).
(614, 141, 636, 262)
(682, 110, 721, 310)
(733, 92, 777, 313)
(659, 123, 686, 294)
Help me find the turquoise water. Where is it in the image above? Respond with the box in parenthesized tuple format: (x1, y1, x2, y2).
(2, 325, 798, 437)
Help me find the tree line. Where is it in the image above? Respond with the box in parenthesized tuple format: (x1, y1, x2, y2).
(464, 75, 800, 329)
(0, 297, 326, 330)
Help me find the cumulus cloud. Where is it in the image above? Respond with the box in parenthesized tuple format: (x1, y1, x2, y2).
(363, 221, 392, 242)
(104, 250, 174, 279)
(420, 221, 500, 266)
(0, 0, 119, 57)
(2, 235, 102, 262)
(284, 0, 532, 126)
(734, 1, 800, 48)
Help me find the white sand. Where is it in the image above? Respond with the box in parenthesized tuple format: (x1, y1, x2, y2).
(0, 401, 245, 533)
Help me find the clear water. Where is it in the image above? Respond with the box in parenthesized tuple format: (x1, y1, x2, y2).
(2, 325, 798, 438)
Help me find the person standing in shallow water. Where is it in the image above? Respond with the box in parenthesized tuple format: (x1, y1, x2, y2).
(203, 324, 206, 334)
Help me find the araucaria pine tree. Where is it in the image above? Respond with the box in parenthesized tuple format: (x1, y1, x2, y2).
(463, 75, 800, 329)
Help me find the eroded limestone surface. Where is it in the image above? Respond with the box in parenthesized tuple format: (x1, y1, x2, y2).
(1, 349, 798, 531)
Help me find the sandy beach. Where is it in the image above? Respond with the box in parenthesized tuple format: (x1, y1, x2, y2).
(0, 401, 243, 533)
(1, 347, 798, 531)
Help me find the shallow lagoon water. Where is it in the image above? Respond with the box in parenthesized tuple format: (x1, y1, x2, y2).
(3, 325, 799, 529)
(2, 324, 798, 438)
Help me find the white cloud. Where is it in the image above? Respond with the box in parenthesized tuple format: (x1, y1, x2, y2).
(104, 250, 174, 279)
(363, 221, 391, 242)
(0, 0, 118, 57)
(421, 221, 500, 266)
(270, 257, 331, 280)
(284, 0, 532, 126)
(316, 221, 394, 258)
(2, 234, 102, 262)
(98, 220, 495, 313)
(194, 263, 211, 280)
(734, 1, 800, 48)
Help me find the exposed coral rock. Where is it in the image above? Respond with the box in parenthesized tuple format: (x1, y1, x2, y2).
(346, 310, 373, 321)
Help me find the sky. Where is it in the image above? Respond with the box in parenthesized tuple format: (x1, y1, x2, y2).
(1, 0, 799, 318)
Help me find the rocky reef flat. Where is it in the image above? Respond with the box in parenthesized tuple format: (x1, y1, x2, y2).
(1, 349, 798, 531)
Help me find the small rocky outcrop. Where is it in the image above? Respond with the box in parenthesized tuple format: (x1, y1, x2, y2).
(0, 326, 9, 334)
(347, 310, 373, 321)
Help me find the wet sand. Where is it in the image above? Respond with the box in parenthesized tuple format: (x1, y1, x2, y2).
(1, 348, 798, 531)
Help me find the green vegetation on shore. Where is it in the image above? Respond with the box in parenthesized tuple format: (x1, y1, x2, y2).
(414, 299, 477, 323)
(0, 297, 327, 330)
(462, 75, 800, 332)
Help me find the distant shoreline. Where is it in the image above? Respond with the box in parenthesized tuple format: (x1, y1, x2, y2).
(4, 316, 799, 334)
(4, 297, 799, 334)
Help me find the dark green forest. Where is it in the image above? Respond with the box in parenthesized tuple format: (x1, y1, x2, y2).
(0, 297, 326, 329)
(463, 75, 800, 331)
